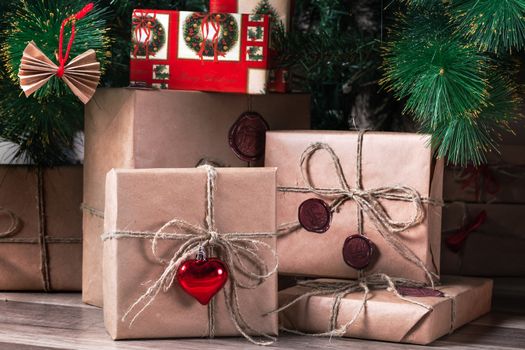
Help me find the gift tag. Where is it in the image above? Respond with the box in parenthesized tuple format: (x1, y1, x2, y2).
(228, 111, 269, 162)
(342, 235, 375, 270)
(298, 198, 332, 233)
(177, 257, 228, 305)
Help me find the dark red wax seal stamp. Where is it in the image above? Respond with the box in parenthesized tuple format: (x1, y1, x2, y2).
(397, 287, 445, 298)
(298, 198, 332, 233)
(342, 235, 375, 270)
(228, 111, 270, 162)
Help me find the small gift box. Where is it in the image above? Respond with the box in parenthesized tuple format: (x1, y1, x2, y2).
(278, 276, 492, 345)
(209, 0, 295, 92)
(442, 202, 525, 277)
(82, 88, 309, 307)
(265, 131, 444, 284)
(0, 166, 82, 291)
(130, 9, 271, 93)
(443, 145, 525, 203)
(103, 167, 278, 343)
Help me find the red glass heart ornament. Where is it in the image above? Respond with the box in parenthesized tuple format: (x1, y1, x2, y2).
(176, 258, 228, 305)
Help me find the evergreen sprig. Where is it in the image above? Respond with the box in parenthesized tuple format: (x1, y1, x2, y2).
(449, 0, 525, 54)
(383, 1, 524, 165)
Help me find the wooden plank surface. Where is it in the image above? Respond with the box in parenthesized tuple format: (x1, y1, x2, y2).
(0, 293, 523, 350)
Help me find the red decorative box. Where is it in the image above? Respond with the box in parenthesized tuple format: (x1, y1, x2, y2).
(130, 9, 271, 94)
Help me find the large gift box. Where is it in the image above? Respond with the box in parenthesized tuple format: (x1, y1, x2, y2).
(278, 276, 492, 345)
(130, 9, 271, 93)
(83, 88, 309, 306)
(265, 131, 444, 284)
(0, 166, 82, 291)
(103, 167, 278, 342)
(443, 145, 525, 203)
(442, 202, 525, 276)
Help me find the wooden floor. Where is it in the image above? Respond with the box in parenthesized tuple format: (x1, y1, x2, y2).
(0, 293, 523, 350)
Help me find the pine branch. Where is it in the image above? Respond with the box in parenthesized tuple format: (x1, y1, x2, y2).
(449, 0, 525, 54)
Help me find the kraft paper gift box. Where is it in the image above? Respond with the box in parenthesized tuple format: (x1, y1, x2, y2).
(83, 87, 309, 306)
(278, 276, 492, 345)
(443, 145, 525, 203)
(103, 167, 278, 341)
(441, 202, 525, 277)
(130, 9, 271, 93)
(0, 166, 82, 291)
(264, 131, 444, 284)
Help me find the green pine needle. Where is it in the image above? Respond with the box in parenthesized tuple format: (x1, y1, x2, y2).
(449, 0, 525, 54)
(382, 10, 488, 127)
(424, 72, 522, 165)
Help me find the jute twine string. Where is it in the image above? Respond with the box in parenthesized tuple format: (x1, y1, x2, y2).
(80, 203, 104, 219)
(277, 131, 441, 286)
(0, 168, 81, 291)
(272, 274, 448, 338)
(102, 165, 279, 345)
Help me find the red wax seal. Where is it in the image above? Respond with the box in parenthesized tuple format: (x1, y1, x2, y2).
(342, 235, 375, 270)
(397, 287, 445, 298)
(298, 198, 332, 233)
(228, 112, 270, 162)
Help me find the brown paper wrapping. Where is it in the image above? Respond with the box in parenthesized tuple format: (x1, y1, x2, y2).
(444, 145, 525, 203)
(0, 166, 82, 291)
(442, 202, 525, 276)
(279, 276, 492, 345)
(103, 167, 278, 340)
(83, 88, 310, 306)
(265, 131, 444, 283)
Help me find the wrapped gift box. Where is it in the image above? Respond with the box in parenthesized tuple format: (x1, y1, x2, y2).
(279, 276, 492, 345)
(209, 0, 293, 30)
(130, 9, 271, 93)
(265, 131, 444, 284)
(0, 166, 82, 291)
(209, 0, 295, 92)
(82, 88, 309, 306)
(103, 167, 278, 340)
(443, 145, 525, 203)
(441, 202, 525, 276)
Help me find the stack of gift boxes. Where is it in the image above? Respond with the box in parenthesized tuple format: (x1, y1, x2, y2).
(441, 141, 525, 300)
(0, 1, 494, 346)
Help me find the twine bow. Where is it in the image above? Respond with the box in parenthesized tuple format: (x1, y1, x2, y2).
(278, 131, 440, 286)
(132, 11, 157, 59)
(274, 275, 447, 338)
(103, 165, 278, 345)
(196, 13, 227, 61)
(18, 3, 101, 104)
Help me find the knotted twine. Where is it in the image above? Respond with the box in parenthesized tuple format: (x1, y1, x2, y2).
(277, 131, 441, 285)
(274, 131, 444, 337)
(0, 167, 82, 291)
(102, 165, 279, 345)
(274, 274, 458, 338)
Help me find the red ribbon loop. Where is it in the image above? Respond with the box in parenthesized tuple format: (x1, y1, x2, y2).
(132, 10, 157, 59)
(57, 2, 94, 78)
(196, 13, 227, 62)
(459, 165, 500, 201)
(445, 211, 487, 252)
